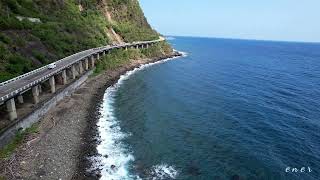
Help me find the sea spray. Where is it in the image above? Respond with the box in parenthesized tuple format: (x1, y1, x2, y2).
(92, 52, 186, 179)
(149, 164, 179, 179)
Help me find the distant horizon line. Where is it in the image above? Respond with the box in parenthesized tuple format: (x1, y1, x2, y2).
(164, 34, 320, 44)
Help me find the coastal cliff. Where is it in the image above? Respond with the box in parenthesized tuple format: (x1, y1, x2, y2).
(0, 0, 172, 82)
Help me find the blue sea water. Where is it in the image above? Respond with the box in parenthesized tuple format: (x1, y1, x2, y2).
(96, 37, 320, 179)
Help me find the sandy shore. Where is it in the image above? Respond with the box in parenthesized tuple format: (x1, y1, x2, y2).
(0, 53, 180, 180)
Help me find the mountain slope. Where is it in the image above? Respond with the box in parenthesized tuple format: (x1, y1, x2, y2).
(0, 0, 169, 82)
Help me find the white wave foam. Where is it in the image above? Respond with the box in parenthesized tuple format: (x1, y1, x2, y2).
(92, 54, 186, 179)
(173, 49, 188, 57)
(165, 36, 176, 40)
(149, 164, 178, 180)
(95, 86, 134, 179)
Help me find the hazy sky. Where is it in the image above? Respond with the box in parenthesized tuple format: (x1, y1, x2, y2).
(139, 0, 320, 42)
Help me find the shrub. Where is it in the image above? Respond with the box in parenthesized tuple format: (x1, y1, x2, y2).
(0, 16, 24, 30)
(6, 0, 20, 14)
(32, 50, 47, 64)
(15, 36, 26, 47)
(6, 54, 32, 74)
(0, 71, 15, 82)
(0, 43, 9, 59)
(0, 33, 11, 44)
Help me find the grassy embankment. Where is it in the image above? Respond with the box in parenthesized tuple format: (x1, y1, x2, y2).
(93, 42, 173, 76)
(0, 123, 39, 159)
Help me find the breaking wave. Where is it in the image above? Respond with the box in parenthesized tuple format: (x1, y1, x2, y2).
(148, 164, 178, 180)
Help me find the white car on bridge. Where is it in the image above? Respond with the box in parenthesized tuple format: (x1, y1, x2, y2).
(48, 63, 56, 69)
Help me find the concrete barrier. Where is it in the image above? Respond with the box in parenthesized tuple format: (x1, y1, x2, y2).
(0, 70, 93, 148)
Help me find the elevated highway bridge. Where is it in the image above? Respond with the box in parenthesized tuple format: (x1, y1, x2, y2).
(0, 39, 163, 121)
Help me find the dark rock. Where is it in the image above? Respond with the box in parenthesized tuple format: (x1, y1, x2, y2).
(96, 173, 102, 178)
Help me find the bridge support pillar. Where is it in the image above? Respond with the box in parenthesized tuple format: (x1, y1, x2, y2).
(38, 85, 42, 94)
(62, 70, 67, 85)
(136, 45, 139, 49)
(17, 95, 24, 104)
(49, 76, 56, 93)
(146, 44, 149, 48)
(85, 58, 89, 70)
(71, 65, 76, 79)
(125, 46, 128, 51)
(32, 86, 40, 104)
(103, 51, 106, 56)
(6, 98, 17, 121)
(90, 56, 95, 68)
(78, 61, 83, 74)
(97, 53, 100, 60)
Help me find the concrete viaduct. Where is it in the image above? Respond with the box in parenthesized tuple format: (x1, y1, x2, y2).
(0, 39, 161, 121)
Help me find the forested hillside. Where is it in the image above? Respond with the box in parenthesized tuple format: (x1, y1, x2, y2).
(0, 0, 170, 82)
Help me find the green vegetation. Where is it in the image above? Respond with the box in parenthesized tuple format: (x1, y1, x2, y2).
(0, 0, 112, 82)
(0, 123, 39, 159)
(0, 0, 170, 82)
(32, 50, 47, 64)
(111, 22, 159, 42)
(93, 48, 142, 75)
(0, 33, 11, 44)
(93, 42, 172, 76)
(141, 42, 173, 58)
(108, 0, 159, 42)
(0, 47, 32, 82)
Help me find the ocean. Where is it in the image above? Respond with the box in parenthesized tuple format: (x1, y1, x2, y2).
(94, 37, 320, 179)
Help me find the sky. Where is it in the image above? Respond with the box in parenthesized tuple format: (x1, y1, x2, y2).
(139, 0, 320, 43)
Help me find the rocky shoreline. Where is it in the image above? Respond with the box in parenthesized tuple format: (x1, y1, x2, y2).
(0, 52, 181, 180)
(73, 51, 182, 179)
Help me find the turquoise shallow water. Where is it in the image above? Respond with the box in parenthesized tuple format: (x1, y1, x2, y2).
(98, 37, 320, 179)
